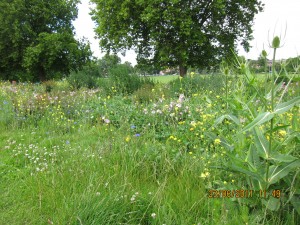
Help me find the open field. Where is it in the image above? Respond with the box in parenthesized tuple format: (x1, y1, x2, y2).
(0, 71, 299, 224)
(149, 74, 179, 83)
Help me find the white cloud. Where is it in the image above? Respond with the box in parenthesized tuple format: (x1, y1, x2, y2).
(74, 0, 300, 65)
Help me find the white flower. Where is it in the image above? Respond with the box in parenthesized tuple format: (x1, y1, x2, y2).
(151, 213, 156, 218)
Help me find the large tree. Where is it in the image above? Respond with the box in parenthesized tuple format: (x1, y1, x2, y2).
(91, 0, 263, 76)
(0, 0, 92, 81)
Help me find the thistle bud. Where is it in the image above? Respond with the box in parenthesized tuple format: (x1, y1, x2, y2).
(272, 36, 280, 49)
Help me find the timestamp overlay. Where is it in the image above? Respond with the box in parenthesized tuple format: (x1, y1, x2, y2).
(208, 189, 281, 198)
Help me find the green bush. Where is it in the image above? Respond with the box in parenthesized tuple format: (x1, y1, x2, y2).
(67, 71, 97, 90)
(109, 64, 155, 95)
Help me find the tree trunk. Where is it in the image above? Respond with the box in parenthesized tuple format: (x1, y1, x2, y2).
(38, 66, 47, 82)
(179, 64, 187, 77)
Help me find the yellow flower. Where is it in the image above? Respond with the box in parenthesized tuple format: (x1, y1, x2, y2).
(214, 138, 221, 145)
(200, 171, 210, 178)
(125, 136, 131, 142)
(278, 130, 287, 137)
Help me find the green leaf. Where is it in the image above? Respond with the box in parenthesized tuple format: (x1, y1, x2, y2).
(219, 137, 234, 151)
(265, 81, 283, 100)
(214, 114, 240, 126)
(246, 144, 263, 171)
(268, 160, 300, 185)
(242, 112, 274, 132)
(269, 153, 298, 163)
(274, 96, 300, 115)
(230, 163, 265, 185)
(253, 127, 269, 158)
(290, 196, 300, 215)
(262, 197, 280, 211)
(226, 154, 265, 184)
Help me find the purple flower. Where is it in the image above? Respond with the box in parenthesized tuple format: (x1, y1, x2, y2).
(135, 134, 141, 137)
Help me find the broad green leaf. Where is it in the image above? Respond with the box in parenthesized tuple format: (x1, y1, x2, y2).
(265, 81, 283, 100)
(291, 196, 300, 215)
(226, 154, 265, 184)
(253, 127, 269, 158)
(274, 96, 300, 115)
(262, 197, 281, 211)
(268, 160, 300, 185)
(269, 153, 298, 163)
(242, 112, 274, 132)
(246, 144, 263, 171)
(230, 163, 265, 184)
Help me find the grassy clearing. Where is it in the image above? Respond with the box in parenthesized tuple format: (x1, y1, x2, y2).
(0, 69, 299, 224)
(148, 74, 179, 83)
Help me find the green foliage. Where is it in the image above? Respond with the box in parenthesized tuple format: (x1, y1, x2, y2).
(211, 46, 300, 219)
(108, 64, 154, 95)
(97, 54, 122, 77)
(67, 70, 97, 90)
(91, 0, 263, 76)
(0, 0, 91, 81)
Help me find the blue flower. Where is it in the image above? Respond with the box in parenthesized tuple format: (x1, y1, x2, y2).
(135, 134, 141, 137)
(131, 125, 136, 129)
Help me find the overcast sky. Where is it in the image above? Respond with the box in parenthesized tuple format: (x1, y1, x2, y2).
(73, 0, 300, 65)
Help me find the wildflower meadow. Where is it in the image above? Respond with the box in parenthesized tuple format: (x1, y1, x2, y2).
(1, 49, 300, 224)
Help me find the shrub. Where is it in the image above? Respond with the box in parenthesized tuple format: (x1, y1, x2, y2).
(108, 64, 155, 95)
(67, 71, 97, 90)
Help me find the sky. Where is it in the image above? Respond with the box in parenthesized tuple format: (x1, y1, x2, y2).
(73, 0, 300, 66)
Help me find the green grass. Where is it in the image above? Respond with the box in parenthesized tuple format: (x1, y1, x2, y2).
(0, 70, 299, 224)
(148, 74, 179, 83)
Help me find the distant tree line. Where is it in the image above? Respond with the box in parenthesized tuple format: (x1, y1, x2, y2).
(248, 56, 300, 74)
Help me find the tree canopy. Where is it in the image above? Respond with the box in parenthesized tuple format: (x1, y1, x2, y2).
(91, 0, 264, 76)
(0, 0, 92, 81)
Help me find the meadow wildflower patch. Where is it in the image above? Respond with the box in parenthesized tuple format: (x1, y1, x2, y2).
(0, 69, 299, 224)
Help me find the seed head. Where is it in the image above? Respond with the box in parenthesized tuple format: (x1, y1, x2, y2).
(272, 36, 280, 49)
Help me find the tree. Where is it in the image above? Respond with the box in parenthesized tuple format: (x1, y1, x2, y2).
(0, 0, 92, 81)
(91, 0, 263, 77)
(98, 54, 121, 77)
